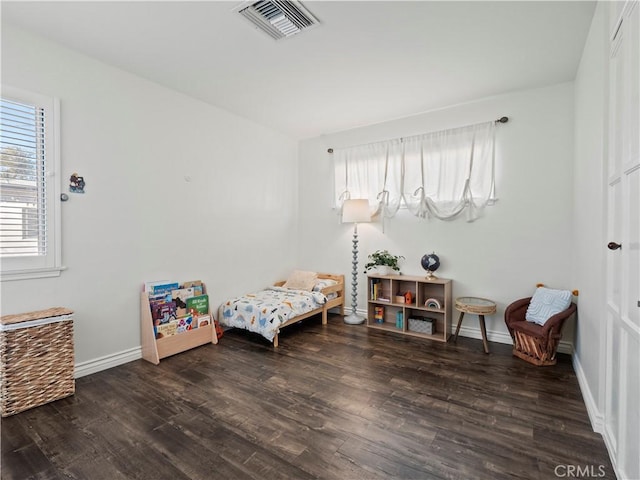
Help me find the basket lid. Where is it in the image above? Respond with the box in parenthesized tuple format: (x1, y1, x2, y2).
(1, 307, 73, 326)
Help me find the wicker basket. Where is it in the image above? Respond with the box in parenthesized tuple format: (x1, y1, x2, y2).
(0, 307, 75, 417)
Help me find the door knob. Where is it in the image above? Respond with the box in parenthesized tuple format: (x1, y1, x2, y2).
(607, 242, 622, 250)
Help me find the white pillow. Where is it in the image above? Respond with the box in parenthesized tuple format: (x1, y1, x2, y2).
(283, 270, 318, 291)
(313, 278, 338, 292)
(525, 287, 572, 326)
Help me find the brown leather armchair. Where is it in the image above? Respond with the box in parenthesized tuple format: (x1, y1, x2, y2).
(505, 297, 577, 366)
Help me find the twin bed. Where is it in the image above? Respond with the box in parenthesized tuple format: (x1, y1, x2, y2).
(218, 272, 344, 347)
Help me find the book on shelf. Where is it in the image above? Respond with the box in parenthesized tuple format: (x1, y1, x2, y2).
(156, 319, 178, 339)
(155, 315, 195, 338)
(171, 287, 195, 310)
(151, 301, 177, 325)
(370, 278, 382, 300)
(197, 314, 211, 328)
(183, 280, 204, 296)
(144, 280, 169, 292)
(186, 294, 209, 317)
(145, 281, 180, 295)
(148, 291, 172, 304)
(176, 315, 194, 333)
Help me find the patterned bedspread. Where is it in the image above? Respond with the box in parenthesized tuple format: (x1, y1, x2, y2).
(219, 287, 328, 342)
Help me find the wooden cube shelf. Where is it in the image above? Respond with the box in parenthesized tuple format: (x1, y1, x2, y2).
(367, 274, 452, 342)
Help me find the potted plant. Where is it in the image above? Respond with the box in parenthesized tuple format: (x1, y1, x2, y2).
(364, 250, 404, 275)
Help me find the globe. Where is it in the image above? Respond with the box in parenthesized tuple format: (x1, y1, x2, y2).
(421, 253, 440, 278)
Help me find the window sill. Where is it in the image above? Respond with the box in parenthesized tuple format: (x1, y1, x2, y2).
(1, 266, 67, 282)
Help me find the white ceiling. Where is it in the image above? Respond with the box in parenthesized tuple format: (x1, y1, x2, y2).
(1, 1, 596, 140)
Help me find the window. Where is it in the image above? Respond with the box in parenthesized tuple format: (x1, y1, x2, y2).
(21, 207, 38, 240)
(1, 86, 62, 280)
(333, 121, 497, 222)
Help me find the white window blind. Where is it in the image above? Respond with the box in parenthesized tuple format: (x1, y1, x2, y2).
(1, 98, 47, 255)
(0, 86, 62, 280)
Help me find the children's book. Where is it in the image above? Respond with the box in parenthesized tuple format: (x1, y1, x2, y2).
(171, 287, 195, 309)
(151, 301, 177, 325)
(370, 278, 381, 300)
(156, 319, 178, 339)
(186, 294, 209, 317)
(147, 281, 179, 295)
(144, 280, 170, 292)
(183, 280, 204, 296)
(176, 315, 194, 333)
(197, 315, 211, 328)
(148, 292, 172, 304)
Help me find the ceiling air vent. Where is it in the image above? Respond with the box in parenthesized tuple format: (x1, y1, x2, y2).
(237, 0, 319, 40)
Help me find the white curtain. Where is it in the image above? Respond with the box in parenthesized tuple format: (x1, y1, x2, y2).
(334, 120, 496, 222)
(334, 139, 403, 222)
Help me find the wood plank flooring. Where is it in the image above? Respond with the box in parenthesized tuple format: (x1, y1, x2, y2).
(1, 314, 615, 479)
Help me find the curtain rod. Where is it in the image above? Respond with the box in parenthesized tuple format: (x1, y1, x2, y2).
(326, 116, 509, 154)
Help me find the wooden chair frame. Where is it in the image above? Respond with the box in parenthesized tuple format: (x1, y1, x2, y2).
(504, 292, 577, 366)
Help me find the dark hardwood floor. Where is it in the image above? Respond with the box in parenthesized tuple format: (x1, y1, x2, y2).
(1, 314, 615, 480)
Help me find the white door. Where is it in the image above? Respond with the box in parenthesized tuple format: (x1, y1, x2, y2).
(605, 2, 640, 479)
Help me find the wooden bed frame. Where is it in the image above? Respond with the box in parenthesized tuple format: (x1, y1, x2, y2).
(268, 273, 345, 347)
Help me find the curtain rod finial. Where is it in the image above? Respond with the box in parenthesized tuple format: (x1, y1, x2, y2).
(496, 116, 509, 124)
(328, 148, 334, 154)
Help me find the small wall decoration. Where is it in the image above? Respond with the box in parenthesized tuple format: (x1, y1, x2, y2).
(69, 173, 85, 194)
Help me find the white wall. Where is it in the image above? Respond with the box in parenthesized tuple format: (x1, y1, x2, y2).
(0, 25, 299, 371)
(298, 83, 576, 345)
(572, 1, 608, 432)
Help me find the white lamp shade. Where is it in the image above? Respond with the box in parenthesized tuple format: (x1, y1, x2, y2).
(342, 199, 371, 224)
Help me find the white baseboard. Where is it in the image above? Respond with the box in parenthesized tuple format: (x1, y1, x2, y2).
(352, 308, 574, 354)
(573, 354, 622, 480)
(74, 346, 142, 378)
(572, 351, 604, 434)
(449, 323, 574, 355)
(78, 313, 570, 379)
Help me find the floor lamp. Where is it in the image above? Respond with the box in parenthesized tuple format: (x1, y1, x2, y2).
(342, 199, 371, 325)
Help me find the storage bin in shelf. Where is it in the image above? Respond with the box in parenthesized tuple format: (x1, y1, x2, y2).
(140, 283, 217, 365)
(406, 309, 444, 338)
(408, 316, 435, 335)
